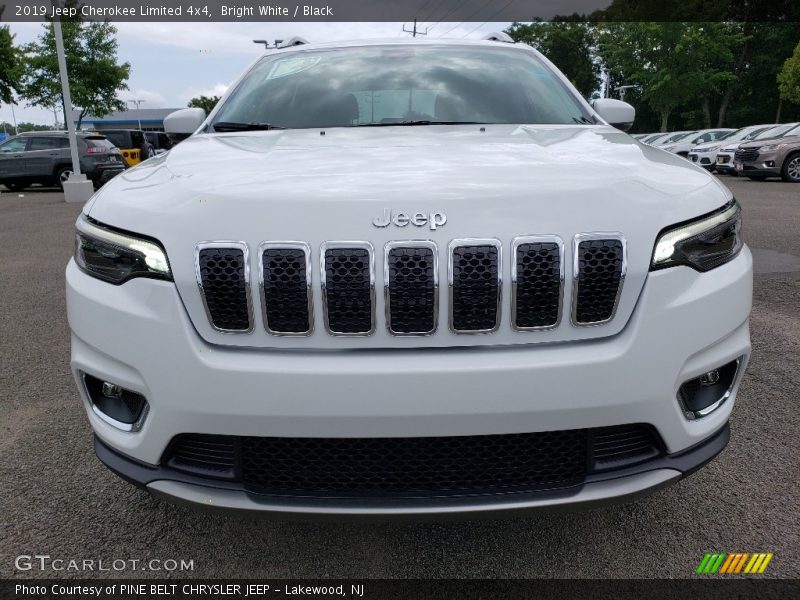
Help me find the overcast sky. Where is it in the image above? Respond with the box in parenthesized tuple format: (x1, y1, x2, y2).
(3, 21, 512, 126)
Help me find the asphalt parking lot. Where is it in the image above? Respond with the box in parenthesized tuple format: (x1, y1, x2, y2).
(1, 176, 798, 579)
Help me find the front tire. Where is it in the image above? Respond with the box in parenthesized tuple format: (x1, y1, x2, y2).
(781, 153, 800, 183)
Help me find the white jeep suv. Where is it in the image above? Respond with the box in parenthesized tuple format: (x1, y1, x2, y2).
(66, 38, 752, 518)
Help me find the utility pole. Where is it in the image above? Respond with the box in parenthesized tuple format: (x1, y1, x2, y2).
(10, 102, 18, 134)
(127, 99, 146, 130)
(403, 18, 428, 37)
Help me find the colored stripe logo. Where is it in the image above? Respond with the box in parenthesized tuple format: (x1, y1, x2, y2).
(696, 552, 773, 574)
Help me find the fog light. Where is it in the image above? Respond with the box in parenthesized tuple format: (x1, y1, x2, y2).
(678, 359, 741, 419)
(766, 161, 775, 167)
(82, 373, 148, 431)
(699, 370, 720, 386)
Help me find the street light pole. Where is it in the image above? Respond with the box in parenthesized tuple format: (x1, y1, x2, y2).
(127, 99, 145, 130)
(53, 15, 93, 202)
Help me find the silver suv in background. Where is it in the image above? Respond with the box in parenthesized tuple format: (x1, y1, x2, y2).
(0, 131, 125, 192)
(733, 123, 800, 181)
(715, 123, 799, 175)
(689, 125, 777, 171)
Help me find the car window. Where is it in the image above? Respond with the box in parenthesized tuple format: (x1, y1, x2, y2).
(102, 131, 130, 147)
(0, 138, 28, 153)
(213, 45, 593, 129)
(86, 138, 115, 151)
(28, 137, 63, 151)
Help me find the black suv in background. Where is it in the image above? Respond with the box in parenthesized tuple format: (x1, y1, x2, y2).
(0, 131, 125, 192)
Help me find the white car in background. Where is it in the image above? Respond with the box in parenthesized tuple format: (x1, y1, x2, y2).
(660, 129, 734, 157)
(715, 123, 799, 175)
(641, 132, 671, 145)
(689, 125, 777, 171)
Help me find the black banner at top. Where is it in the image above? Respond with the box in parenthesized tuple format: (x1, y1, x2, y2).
(1, 0, 799, 23)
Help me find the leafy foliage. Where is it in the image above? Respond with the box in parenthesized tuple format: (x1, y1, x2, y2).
(0, 25, 18, 106)
(19, 22, 130, 128)
(778, 42, 800, 106)
(188, 95, 220, 113)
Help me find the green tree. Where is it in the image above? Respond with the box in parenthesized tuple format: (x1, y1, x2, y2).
(188, 95, 220, 113)
(506, 19, 600, 98)
(19, 21, 130, 128)
(778, 42, 800, 111)
(0, 22, 18, 106)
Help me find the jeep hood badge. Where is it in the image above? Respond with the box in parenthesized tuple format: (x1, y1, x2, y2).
(372, 209, 447, 230)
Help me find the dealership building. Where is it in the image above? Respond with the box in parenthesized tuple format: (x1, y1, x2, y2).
(78, 108, 182, 132)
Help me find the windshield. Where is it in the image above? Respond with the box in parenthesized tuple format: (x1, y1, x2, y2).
(754, 124, 796, 140)
(777, 123, 800, 137)
(212, 45, 592, 129)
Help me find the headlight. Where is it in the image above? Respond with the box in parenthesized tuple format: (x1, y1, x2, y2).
(74, 214, 172, 284)
(759, 143, 786, 151)
(651, 200, 742, 272)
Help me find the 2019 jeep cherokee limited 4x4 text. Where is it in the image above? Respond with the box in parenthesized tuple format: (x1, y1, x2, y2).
(66, 38, 752, 518)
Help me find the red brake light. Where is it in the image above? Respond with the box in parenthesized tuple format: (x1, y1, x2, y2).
(85, 146, 104, 154)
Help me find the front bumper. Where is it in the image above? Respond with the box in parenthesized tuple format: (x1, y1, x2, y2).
(95, 424, 729, 519)
(67, 247, 752, 514)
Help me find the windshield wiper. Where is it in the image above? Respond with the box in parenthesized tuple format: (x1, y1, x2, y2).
(352, 120, 489, 127)
(212, 122, 286, 132)
(572, 116, 596, 124)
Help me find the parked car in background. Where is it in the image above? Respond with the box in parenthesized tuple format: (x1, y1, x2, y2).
(97, 129, 152, 167)
(733, 123, 800, 181)
(659, 129, 734, 157)
(641, 132, 670, 145)
(0, 131, 125, 191)
(145, 131, 174, 155)
(689, 125, 776, 171)
(655, 131, 699, 148)
(716, 123, 799, 175)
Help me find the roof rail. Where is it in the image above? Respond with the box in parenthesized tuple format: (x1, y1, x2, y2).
(482, 32, 514, 43)
(279, 36, 309, 48)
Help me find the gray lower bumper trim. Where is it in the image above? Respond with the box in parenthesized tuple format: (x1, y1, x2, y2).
(147, 469, 681, 521)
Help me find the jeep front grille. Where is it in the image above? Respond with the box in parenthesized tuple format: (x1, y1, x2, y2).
(260, 243, 312, 335)
(449, 239, 501, 333)
(195, 243, 253, 332)
(572, 235, 626, 325)
(194, 234, 627, 337)
(321, 243, 375, 336)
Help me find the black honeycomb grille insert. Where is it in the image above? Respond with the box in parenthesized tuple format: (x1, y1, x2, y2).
(574, 239, 624, 324)
(451, 244, 500, 331)
(163, 424, 663, 498)
(240, 430, 587, 496)
(197, 247, 250, 331)
(262, 247, 310, 334)
(387, 246, 436, 334)
(514, 241, 561, 328)
(323, 247, 373, 334)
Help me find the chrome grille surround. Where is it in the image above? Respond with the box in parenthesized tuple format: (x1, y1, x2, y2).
(194, 241, 254, 334)
(447, 238, 503, 334)
(571, 233, 627, 327)
(258, 241, 313, 336)
(319, 241, 376, 337)
(383, 240, 439, 336)
(511, 235, 565, 331)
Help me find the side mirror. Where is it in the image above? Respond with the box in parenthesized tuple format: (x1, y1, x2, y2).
(592, 98, 635, 132)
(164, 108, 207, 135)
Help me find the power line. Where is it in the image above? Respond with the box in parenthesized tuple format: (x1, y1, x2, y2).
(427, 0, 470, 34)
(460, 0, 515, 38)
(437, 0, 495, 38)
(418, 0, 451, 30)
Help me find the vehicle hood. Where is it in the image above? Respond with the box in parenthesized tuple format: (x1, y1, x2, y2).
(85, 124, 732, 350)
(739, 134, 800, 149)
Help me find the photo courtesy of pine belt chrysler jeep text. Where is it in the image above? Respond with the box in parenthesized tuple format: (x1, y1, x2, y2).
(66, 37, 752, 518)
